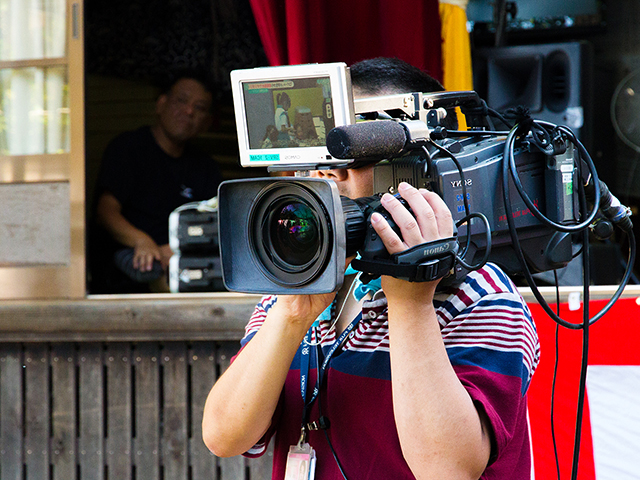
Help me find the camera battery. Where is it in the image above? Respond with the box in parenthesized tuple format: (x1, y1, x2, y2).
(169, 254, 225, 292)
(169, 210, 219, 253)
(545, 143, 579, 225)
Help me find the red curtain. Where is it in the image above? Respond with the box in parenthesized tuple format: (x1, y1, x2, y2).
(248, 0, 443, 82)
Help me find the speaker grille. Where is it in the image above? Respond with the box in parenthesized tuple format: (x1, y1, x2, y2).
(544, 50, 571, 113)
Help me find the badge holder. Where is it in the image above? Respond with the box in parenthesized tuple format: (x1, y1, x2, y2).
(284, 428, 316, 480)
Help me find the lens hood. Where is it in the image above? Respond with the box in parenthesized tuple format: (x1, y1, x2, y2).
(218, 177, 347, 294)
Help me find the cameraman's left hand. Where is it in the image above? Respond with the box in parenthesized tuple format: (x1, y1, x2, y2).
(370, 182, 453, 302)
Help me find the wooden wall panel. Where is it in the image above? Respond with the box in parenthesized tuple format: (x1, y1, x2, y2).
(0, 340, 271, 480)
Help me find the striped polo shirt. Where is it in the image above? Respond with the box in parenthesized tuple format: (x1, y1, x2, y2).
(240, 263, 540, 479)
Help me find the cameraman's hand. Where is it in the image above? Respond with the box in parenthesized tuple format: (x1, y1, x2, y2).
(268, 293, 335, 331)
(268, 254, 353, 330)
(370, 182, 453, 302)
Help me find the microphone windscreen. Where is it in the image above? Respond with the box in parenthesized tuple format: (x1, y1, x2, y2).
(326, 121, 407, 159)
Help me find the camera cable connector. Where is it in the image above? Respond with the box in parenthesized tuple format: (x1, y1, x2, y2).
(352, 236, 459, 282)
(585, 177, 633, 233)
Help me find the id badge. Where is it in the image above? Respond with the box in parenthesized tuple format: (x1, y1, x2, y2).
(284, 443, 316, 480)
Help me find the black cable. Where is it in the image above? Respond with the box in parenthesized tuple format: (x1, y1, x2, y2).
(427, 142, 492, 272)
(506, 123, 600, 233)
(550, 273, 562, 480)
(499, 120, 633, 480)
(570, 176, 592, 480)
(501, 125, 636, 329)
(314, 339, 349, 480)
(422, 143, 474, 262)
(454, 212, 492, 271)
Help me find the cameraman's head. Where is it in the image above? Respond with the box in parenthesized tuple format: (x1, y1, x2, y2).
(313, 57, 453, 198)
(350, 57, 458, 131)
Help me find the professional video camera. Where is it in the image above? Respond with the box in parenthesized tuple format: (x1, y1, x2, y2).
(218, 62, 633, 294)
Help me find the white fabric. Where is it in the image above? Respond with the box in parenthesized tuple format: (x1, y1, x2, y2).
(586, 365, 640, 480)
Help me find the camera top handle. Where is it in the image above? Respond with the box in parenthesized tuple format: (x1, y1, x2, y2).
(353, 90, 486, 126)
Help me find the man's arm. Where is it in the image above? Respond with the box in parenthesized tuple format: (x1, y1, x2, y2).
(95, 191, 167, 271)
(372, 183, 492, 480)
(202, 293, 334, 457)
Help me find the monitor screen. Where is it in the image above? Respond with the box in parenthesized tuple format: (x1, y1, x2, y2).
(230, 63, 354, 169)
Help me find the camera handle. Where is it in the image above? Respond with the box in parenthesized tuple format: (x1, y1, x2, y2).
(351, 236, 459, 283)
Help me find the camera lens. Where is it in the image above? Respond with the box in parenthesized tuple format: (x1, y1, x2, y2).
(250, 181, 333, 287)
(269, 201, 320, 267)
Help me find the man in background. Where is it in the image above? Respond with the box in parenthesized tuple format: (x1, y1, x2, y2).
(90, 72, 223, 293)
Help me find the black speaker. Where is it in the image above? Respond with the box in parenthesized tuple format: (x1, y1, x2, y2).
(473, 42, 593, 145)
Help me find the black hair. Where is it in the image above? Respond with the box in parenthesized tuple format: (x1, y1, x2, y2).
(157, 68, 214, 97)
(276, 92, 291, 107)
(350, 57, 458, 130)
(350, 57, 444, 95)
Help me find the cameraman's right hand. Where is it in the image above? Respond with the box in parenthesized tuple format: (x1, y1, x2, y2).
(269, 293, 336, 330)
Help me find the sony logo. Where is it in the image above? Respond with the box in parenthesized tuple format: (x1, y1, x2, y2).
(450, 179, 473, 188)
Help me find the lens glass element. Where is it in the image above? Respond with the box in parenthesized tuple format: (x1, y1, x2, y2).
(249, 180, 335, 288)
(270, 201, 319, 267)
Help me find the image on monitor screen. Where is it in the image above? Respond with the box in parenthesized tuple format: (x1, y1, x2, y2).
(242, 76, 335, 151)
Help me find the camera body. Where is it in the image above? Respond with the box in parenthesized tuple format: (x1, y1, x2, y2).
(372, 136, 578, 280)
(218, 63, 579, 294)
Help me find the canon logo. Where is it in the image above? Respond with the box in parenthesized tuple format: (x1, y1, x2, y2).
(423, 244, 450, 256)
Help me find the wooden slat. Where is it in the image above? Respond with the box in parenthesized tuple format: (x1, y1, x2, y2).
(0, 57, 67, 69)
(0, 344, 23, 480)
(105, 343, 132, 480)
(78, 344, 104, 480)
(162, 343, 188, 480)
(24, 344, 50, 480)
(133, 343, 160, 480)
(189, 342, 218, 480)
(216, 342, 246, 480)
(51, 344, 77, 480)
(0, 295, 259, 342)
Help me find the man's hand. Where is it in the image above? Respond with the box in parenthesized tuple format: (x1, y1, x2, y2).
(268, 292, 336, 331)
(132, 236, 162, 272)
(369, 182, 454, 301)
(97, 191, 168, 273)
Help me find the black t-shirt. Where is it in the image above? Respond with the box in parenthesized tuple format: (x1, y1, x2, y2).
(96, 126, 223, 245)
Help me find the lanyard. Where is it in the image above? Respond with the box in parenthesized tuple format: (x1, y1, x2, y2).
(300, 314, 361, 426)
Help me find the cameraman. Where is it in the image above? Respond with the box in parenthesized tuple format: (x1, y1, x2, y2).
(203, 58, 539, 479)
